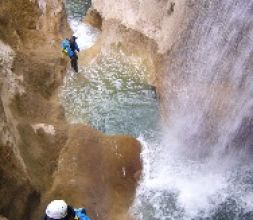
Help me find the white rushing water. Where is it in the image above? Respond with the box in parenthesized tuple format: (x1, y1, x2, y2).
(69, 20, 100, 50)
(64, 0, 99, 51)
(131, 0, 253, 219)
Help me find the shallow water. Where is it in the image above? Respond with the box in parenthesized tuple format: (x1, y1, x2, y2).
(64, 0, 91, 21)
(60, 51, 159, 137)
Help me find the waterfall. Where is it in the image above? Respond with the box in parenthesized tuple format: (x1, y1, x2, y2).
(64, 0, 99, 50)
(132, 0, 253, 219)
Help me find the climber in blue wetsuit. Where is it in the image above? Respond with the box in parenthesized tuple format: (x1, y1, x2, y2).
(62, 36, 80, 72)
(42, 200, 91, 220)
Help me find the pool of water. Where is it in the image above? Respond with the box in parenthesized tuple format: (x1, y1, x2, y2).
(61, 1, 253, 219)
(64, 0, 91, 21)
(60, 51, 160, 137)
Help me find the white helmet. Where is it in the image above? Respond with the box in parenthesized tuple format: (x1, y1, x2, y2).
(46, 200, 68, 219)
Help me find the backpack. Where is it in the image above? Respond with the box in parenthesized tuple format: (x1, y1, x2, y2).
(61, 39, 69, 55)
(74, 208, 91, 220)
(61, 39, 70, 49)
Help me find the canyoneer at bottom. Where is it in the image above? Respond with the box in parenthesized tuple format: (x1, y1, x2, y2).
(42, 200, 91, 220)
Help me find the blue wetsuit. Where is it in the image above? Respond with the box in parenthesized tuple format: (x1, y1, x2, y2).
(67, 41, 79, 58)
(68, 39, 79, 72)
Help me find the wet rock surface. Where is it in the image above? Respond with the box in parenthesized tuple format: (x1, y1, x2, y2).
(37, 125, 141, 220)
(92, 0, 190, 53)
(91, 0, 253, 219)
(83, 8, 102, 29)
(0, 0, 141, 219)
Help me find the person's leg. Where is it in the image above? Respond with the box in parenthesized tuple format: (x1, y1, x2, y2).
(70, 57, 75, 69)
(73, 55, 78, 72)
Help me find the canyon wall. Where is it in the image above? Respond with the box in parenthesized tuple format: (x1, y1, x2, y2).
(92, 0, 253, 129)
(92, 0, 192, 54)
(90, 0, 197, 88)
(0, 0, 69, 218)
(92, 0, 253, 185)
(91, 1, 253, 219)
(0, 1, 141, 219)
(3, 0, 238, 219)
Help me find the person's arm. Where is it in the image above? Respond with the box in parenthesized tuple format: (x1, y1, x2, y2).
(67, 205, 76, 219)
(75, 43, 80, 52)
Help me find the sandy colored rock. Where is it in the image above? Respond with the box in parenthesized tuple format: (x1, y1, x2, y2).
(83, 8, 102, 29)
(0, 0, 70, 219)
(36, 125, 141, 220)
(0, 1, 142, 220)
(79, 19, 163, 87)
(0, 40, 38, 220)
(92, 0, 191, 53)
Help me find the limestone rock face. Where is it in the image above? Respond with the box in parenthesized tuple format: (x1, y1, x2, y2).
(0, 0, 39, 47)
(93, 0, 253, 164)
(0, 0, 70, 48)
(92, 0, 190, 53)
(0, 40, 36, 220)
(0, 0, 69, 219)
(0, 43, 67, 220)
(1, 1, 142, 220)
(38, 125, 141, 220)
(89, 0, 196, 89)
(83, 8, 102, 29)
(37, 0, 70, 42)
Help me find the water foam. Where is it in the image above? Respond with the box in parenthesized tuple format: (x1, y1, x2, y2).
(132, 137, 253, 219)
(131, 1, 253, 219)
(64, 0, 100, 51)
(69, 20, 100, 50)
